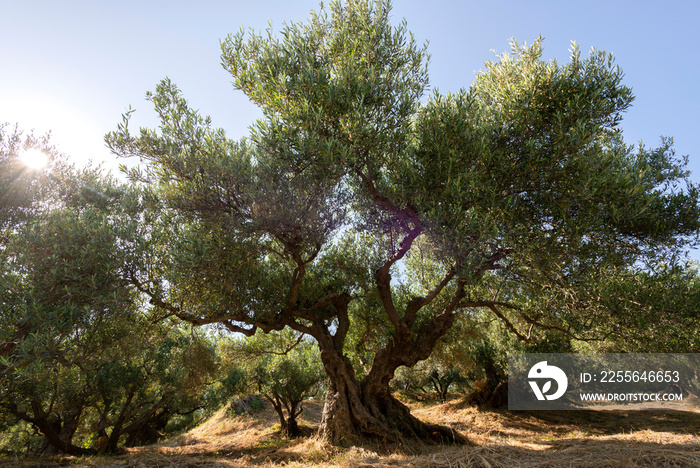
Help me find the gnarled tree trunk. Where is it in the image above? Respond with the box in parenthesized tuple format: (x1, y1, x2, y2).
(313, 323, 466, 446)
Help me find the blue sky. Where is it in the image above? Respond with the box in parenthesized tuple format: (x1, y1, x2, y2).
(2, 1, 699, 185)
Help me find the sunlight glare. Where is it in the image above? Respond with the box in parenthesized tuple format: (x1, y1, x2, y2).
(19, 148, 50, 170)
(3, 88, 114, 171)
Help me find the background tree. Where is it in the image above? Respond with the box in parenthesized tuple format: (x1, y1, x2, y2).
(88, 323, 219, 452)
(0, 129, 115, 455)
(106, 0, 700, 445)
(0, 179, 128, 453)
(0, 124, 55, 235)
(220, 331, 324, 437)
(254, 340, 324, 437)
(577, 263, 700, 353)
(0, 136, 221, 454)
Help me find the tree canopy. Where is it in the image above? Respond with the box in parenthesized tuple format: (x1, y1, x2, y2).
(98, 0, 699, 444)
(0, 126, 227, 455)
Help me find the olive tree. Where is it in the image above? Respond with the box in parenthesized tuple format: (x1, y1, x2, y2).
(0, 133, 219, 454)
(253, 342, 323, 437)
(219, 330, 324, 437)
(106, 0, 700, 444)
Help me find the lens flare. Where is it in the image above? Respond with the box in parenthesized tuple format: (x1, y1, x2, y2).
(19, 148, 49, 169)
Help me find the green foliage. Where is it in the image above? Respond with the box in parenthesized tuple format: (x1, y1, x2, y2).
(0, 421, 42, 455)
(0, 135, 222, 454)
(103, 0, 700, 441)
(0, 124, 57, 232)
(223, 331, 324, 436)
(221, 0, 429, 176)
(405, 39, 698, 269)
(578, 263, 700, 352)
(256, 348, 323, 402)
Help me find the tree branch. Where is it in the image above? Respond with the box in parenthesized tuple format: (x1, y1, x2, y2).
(517, 311, 610, 342)
(487, 304, 531, 342)
(354, 168, 421, 227)
(375, 226, 422, 333)
(405, 265, 457, 328)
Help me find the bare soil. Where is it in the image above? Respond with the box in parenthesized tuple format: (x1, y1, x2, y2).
(4, 396, 700, 467)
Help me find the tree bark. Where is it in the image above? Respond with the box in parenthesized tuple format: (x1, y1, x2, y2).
(264, 391, 305, 437)
(314, 324, 466, 446)
(317, 353, 388, 445)
(19, 400, 96, 456)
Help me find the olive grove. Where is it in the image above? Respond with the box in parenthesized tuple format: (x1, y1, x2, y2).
(96, 0, 700, 445)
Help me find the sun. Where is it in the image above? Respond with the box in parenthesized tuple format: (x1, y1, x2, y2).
(19, 148, 50, 170)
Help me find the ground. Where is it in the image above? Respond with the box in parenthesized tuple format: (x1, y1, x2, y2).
(4, 395, 700, 467)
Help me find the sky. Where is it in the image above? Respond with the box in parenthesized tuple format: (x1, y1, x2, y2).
(2, 2, 699, 195)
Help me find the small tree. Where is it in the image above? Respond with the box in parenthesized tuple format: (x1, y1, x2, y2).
(226, 331, 324, 437)
(255, 345, 323, 437)
(427, 367, 463, 403)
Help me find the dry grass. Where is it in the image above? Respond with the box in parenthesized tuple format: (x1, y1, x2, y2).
(406, 399, 700, 467)
(5, 396, 700, 467)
